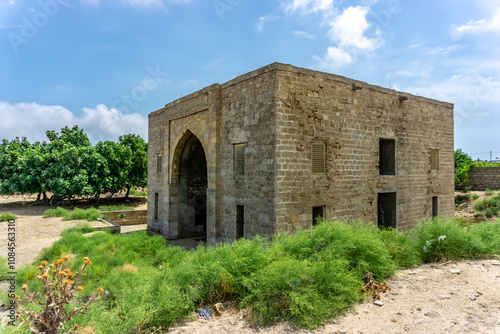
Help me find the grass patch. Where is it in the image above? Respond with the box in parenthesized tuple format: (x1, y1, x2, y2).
(0, 257, 8, 280)
(99, 205, 134, 211)
(11, 219, 500, 333)
(484, 189, 494, 196)
(43, 207, 103, 221)
(129, 188, 147, 196)
(474, 193, 500, 217)
(0, 212, 17, 221)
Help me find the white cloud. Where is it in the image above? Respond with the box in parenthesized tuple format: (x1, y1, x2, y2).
(292, 30, 316, 39)
(256, 15, 280, 32)
(0, 102, 147, 143)
(313, 46, 353, 70)
(328, 6, 379, 50)
(451, 7, 500, 38)
(283, 0, 334, 15)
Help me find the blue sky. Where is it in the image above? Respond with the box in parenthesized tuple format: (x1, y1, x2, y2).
(1, 0, 499, 160)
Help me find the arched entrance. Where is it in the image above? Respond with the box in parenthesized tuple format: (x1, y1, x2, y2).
(177, 133, 207, 239)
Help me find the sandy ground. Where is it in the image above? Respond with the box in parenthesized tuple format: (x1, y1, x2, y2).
(1, 194, 499, 333)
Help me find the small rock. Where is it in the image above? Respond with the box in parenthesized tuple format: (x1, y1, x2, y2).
(491, 260, 500, 266)
(373, 300, 384, 307)
(414, 319, 423, 325)
(449, 269, 461, 275)
(438, 295, 450, 300)
(339, 330, 347, 334)
(469, 295, 476, 301)
(424, 311, 440, 318)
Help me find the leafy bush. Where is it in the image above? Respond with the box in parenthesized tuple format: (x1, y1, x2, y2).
(454, 149, 474, 186)
(0, 212, 17, 221)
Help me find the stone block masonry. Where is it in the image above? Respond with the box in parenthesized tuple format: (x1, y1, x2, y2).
(466, 167, 500, 191)
(148, 62, 454, 244)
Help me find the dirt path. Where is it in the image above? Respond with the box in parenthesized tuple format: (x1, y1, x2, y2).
(1, 195, 499, 333)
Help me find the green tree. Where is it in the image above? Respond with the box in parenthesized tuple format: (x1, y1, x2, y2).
(454, 149, 474, 186)
(118, 134, 148, 198)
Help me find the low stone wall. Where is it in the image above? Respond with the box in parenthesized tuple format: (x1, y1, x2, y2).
(466, 167, 500, 191)
(102, 210, 147, 225)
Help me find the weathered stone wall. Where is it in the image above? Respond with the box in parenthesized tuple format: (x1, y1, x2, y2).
(466, 167, 500, 191)
(102, 210, 147, 225)
(273, 64, 454, 232)
(218, 67, 278, 240)
(148, 62, 455, 243)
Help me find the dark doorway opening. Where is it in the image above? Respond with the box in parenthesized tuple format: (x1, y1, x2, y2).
(378, 192, 396, 228)
(312, 206, 325, 226)
(178, 134, 207, 239)
(236, 205, 244, 239)
(432, 196, 438, 218)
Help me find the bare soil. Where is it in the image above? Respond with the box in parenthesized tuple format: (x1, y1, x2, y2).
(1, 194, 499, 333)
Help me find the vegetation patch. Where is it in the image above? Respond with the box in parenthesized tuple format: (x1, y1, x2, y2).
(43, 207, 103, 221)
(474, 193, 500, 217)
(128, 188, 147, 197)
(9, 219, 500, 333)
(0, 211, 17, 221)
(99, 205, 134, 212)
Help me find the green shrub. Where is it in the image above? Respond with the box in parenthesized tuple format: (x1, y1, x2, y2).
(378, 227, 421, 268)
(42, 207, 69, 218)
(43, 207, 103, 221)
(99, 205, 134, 211)
(412, 219, 489, 262)
(276, 220, 396, 279)
(455, 193, 471, 205)
(0, 212, 17, 221)
(474, 193, 500, 217)
(240, 257, 362, 328)
(484, 189, 494, 196)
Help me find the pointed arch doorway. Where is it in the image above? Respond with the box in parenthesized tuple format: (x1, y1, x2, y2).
(174, 131, 208, 239)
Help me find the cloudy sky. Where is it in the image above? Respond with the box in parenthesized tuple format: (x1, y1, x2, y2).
(1, 0, 499, 160)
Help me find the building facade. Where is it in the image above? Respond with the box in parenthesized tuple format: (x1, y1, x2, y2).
(148, 63, 454, 244)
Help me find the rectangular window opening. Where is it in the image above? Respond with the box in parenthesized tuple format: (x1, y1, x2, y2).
(432, 196, 439, 218)
(312, 141, 326, 175)
(234, 144, 245, 178)
(430, 149, 439, 171)
(312, 206, 325, 226)
(379, 139, 395, 175)
(154, 193, 159, 220)
(157, 154, 163, 173)
(236, 205, 244, 239)
(378, 192, 396, 228)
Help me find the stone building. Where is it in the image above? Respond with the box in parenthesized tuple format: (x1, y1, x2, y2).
(147, 62, 454, 244)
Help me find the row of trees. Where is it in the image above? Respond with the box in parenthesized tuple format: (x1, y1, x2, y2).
(0, 126, 147, 204)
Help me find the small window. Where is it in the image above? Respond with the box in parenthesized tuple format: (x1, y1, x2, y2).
(432, 196, 439, 218)
(312, 141, 326, 175)
(430, 149, 439, 171)
(157, 154, 163, 173)
(379, 139, 395, 175)
(154, 193, 159, 220)
(236, 205, 244, 239)
(312, 206, 325, 225)
(378, 192, 396, 228)
(234, 144, 245, 177)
